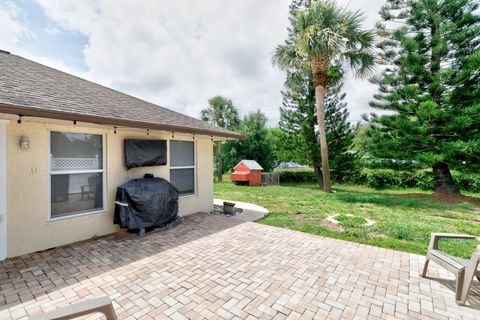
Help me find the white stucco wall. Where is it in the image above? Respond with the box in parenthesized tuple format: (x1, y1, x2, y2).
(5, 120, 214, 258)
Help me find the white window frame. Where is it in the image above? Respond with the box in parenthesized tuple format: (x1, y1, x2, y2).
(0, 120, 8, 261)
(48, 130, 106, 221)
(169, 139, 197, 198)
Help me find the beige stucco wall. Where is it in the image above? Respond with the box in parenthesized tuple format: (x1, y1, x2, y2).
(6, 120, 214, 258)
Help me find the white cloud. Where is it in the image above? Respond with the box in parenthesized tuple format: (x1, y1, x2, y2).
(34, 0, 292, 125)
(0, 2, 29, 52)
(14, 0, 385, 126)
(0, 1, 75, 74)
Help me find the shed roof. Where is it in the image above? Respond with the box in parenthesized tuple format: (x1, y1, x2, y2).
(0, 51, 242, 139)
(235, 160, 263, 171)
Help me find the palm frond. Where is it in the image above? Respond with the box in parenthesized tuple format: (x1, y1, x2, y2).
(272, 42, 306, 71)
(273, 0, 377, 81)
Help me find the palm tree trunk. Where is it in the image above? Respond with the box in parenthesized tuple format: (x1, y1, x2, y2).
(312, 57, 332, 192)
(217, 142, 223, 182)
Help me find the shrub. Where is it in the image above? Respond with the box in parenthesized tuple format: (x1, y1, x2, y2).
(451, 171, 480, 193)
(412, 170, 434, 190)
(276, 167, 480, 193)
(362, 169, 413, 189)
(277, 170, 317, 183)
(360, 168, 480, 193)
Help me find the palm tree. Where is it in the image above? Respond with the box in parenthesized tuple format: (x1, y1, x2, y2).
(273, 0, 375, 192)
(201, 96, 240, 181)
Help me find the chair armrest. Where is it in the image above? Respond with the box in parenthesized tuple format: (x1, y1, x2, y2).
(469, 246, 480, 269)
(30, 296, 117, 320)
(431, 233, 478, 240)
(428, 233, 479, 250)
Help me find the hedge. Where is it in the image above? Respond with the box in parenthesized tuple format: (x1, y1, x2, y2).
(277, 168, 480, 193)
(358, 169, 480, 193)
(277, 170, 317, 183)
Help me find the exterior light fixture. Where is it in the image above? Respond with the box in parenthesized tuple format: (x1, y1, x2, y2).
(16, 115, 22, 127)
(20, 137, 30, 149)
(114, 126, 117, 134)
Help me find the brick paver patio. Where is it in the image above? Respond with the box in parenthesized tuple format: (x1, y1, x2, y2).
(0, 213, 479, 319)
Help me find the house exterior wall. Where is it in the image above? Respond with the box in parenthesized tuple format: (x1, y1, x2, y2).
(5, 120, 214, 258)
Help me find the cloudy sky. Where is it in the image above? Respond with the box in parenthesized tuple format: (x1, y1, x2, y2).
(0, 0, 385, 126)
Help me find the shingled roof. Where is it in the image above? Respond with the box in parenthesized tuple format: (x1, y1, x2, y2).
(0, 51, 242, 139)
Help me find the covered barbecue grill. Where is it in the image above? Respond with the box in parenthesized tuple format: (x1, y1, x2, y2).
(114, 175, 179, 232)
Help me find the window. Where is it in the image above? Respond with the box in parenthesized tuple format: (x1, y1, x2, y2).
(170, 140, 195, 196)
(50, 132, 104, 219)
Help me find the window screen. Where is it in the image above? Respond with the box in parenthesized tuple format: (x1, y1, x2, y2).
(170, 140, 194, 167)
(170, 141, 195, 195)
(50, 132, 104, 218)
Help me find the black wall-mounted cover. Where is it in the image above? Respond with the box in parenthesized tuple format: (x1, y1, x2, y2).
(124, 139, 166, 169)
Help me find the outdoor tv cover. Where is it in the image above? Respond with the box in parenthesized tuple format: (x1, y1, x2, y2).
(124, 139, 167, 169)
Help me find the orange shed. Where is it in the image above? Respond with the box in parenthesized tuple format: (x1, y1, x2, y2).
(231, 160, 263, 186)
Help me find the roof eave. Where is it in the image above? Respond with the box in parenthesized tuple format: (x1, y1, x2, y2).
(0, 103, 245, 140)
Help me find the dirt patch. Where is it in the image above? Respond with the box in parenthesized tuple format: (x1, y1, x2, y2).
(432, 214, 480, 223)
(369, 231, 388, 238)
(327, 214, 375, 227)
(400, 193, 480, 205)
(288, 212, 345, 232)
(319, 219, 344, 232)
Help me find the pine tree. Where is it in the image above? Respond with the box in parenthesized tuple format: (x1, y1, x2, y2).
(279, 70, 324, 186)
(324, 83, 357, 182)
(279, 70, 356, 186)
(368, 0, 480, 195)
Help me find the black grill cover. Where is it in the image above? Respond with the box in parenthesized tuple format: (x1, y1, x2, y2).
(114, 177, 179, 229)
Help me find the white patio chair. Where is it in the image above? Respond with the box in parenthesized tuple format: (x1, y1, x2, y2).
(421, 233, 480, 305)
(30, 296, 117, 320)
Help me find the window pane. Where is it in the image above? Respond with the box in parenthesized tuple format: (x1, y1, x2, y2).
(170, 140, 194, 167)
(51, 173, 103, 218)
(51, 132, 103, 171)
(170, 168, 194, 195)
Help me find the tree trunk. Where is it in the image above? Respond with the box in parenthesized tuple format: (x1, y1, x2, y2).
(313, 166, 323, 188)
(432, 162, 459, 195)
(217, 142, 223, 182)
(311, 56, 332, 193)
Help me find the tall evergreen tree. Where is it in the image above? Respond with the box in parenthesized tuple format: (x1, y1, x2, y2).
(324, 82, 357, 182)
(368, 0, 480, 195)
(273, 0, 375, 192)
(200, 96, 240, 181)
(280, 70, 324, 186)
(280, 70, 356, 186)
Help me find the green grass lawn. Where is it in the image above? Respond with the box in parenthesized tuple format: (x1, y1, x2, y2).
(214, 179, 480, 258)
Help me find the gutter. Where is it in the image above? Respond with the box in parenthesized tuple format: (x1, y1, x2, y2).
(0, 103, 245, 140)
